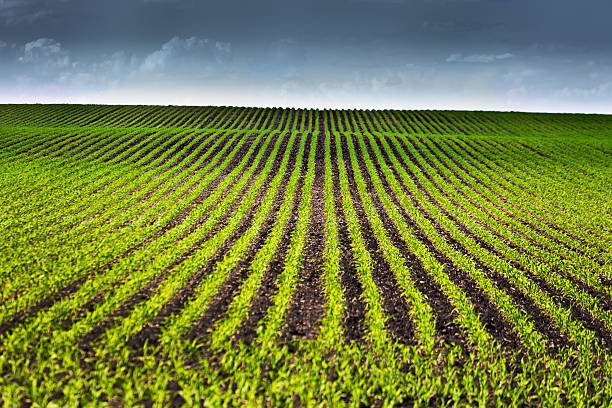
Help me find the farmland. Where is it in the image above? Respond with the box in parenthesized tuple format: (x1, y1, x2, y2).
(0, 104, 611, 406)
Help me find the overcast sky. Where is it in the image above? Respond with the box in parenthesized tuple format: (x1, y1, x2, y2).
(1, 0, 611, 112)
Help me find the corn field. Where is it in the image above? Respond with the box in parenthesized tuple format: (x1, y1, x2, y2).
(0, 104, 611, 406)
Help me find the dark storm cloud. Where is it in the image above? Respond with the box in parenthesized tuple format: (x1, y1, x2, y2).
(1, 0, 611, 112)
(0, 0, 53, 25)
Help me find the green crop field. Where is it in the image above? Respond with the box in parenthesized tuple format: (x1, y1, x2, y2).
(0, 104, 611, 407)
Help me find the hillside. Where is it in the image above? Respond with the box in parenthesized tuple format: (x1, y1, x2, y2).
(1, 104, 611, 406)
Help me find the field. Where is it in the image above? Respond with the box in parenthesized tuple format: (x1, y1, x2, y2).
(0, 104, 611, 407)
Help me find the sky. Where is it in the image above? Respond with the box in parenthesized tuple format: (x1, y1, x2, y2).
(1, 0, 611, 113)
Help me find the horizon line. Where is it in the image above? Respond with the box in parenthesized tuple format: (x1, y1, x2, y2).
(1, 102, 610, 116)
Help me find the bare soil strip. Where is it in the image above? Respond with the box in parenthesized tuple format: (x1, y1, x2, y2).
(281, 129, 326, 341)
(329, 131, 367, 343)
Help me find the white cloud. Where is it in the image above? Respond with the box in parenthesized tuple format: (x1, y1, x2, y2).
(92, 51, 139, 75)
(215, 41, 230, 53)
(18, 38, 71, 68)
(140, 36, 232, 76)
(7, 35, 234, 97)
(56, 51, 140, 88)
(553, 81, 612, 98)
(446, 53, 514, 63)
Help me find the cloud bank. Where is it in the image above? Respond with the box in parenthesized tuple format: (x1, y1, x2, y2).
(446, 53, 514, 63)
(1, 0, 611, 113)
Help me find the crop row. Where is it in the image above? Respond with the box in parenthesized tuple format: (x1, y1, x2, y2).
(0, 106, 610, 406)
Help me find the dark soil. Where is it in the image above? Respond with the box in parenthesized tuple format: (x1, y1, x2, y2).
(284, 110, 296, 132)
(388, 111, 416, 134)
(6, 106, 612, 378)
(281, 125, 326, 341)
(172, 107, 200, 129)
(428, 137, 604, 264)
(437, 112, 469, 135)
(0, 133, 262, 341)
(100, 106, 141, 127)
(186, 134, 300, 341)
(196, 107, 226, 129)
(44, 134, 85, 156)
(234, 134, 312, 343)
(350, 134, 472, 350)
(127, 133, 182, 165)
(248, 109, 266, 131)
(362, 134, 525, 351)
(83, 133, 291, 353)
(0, 132, 50, 153)
(462, 138, 611, 244)
(159, 132, 219, 170)
(387, 134, 577, 352)
(83, 133, 140, 161)
(338, 135, 417, 345)
(329, 133, 367, 343)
